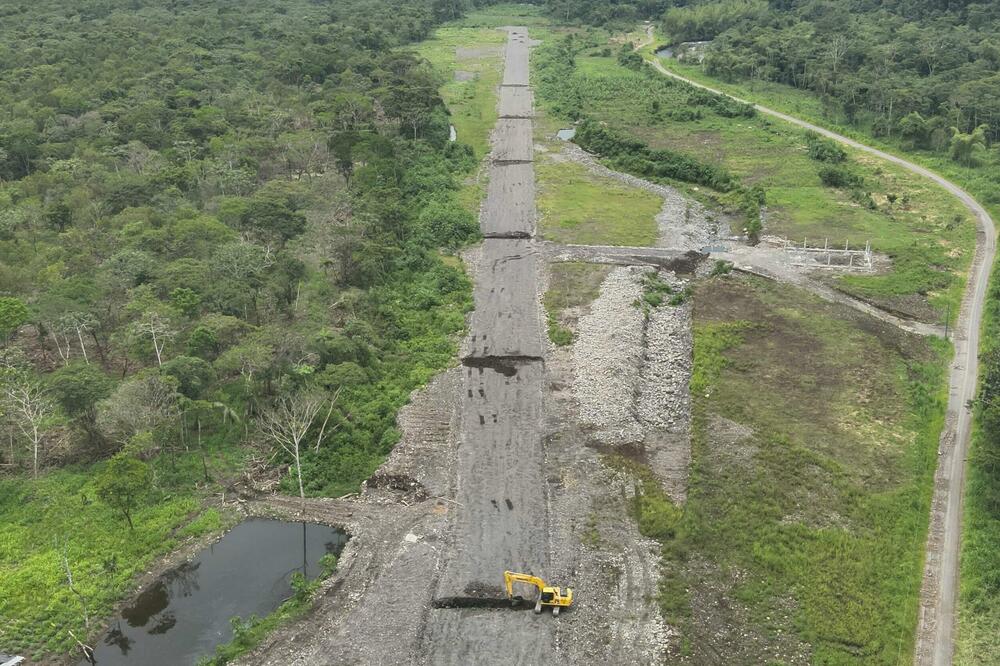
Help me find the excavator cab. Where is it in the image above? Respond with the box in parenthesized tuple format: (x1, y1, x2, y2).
(504, 571, 574, 616)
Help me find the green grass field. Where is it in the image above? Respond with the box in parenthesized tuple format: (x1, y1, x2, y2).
(642, 273, 949, 663)
(535, 155, 661, 246)
(535, 38, 976, 322)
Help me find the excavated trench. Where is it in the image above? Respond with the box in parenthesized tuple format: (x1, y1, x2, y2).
(461, 355, 543, 377)
(432, 597, 535, 610)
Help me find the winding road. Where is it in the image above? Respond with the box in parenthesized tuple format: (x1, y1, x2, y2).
(638, 27, 996, 665)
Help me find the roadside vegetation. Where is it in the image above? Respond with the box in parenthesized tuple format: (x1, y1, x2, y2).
(533, 32, 976, 322)
(651, 274, 948, 663)
(957, 260, 1000, 664)
(0, 0, 486, 658)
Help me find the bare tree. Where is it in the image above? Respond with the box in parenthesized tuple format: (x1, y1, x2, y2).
(3, 376, 54, 478)
(59, 540, 90, 629)
(129, 311, 176, 367)
(58, 312, 97, 364)
(257, 391, 324, 509)
(314, 386, 343, 452)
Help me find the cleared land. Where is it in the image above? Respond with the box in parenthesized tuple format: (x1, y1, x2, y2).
(659, 273, 948, 664)
(533, 116, 662, 247)
(413, 26, 506, 159)
(539, 44, 976, 322)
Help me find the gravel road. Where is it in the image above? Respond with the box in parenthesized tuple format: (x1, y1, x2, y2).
(641, 27, 997, 665)
(491, 118, 534, 163)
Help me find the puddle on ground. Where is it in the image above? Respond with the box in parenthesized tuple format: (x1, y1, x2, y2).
(656, 47, 673, 58)
(556, 128, 575, 141)
(83, 519, 348, 666)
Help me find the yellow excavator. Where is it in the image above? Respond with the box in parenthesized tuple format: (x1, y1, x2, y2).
(503, 571, 574, 615)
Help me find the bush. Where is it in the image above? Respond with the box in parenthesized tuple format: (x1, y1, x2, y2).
(573, 119, 737, 191)
(805, 131, 846, 163)
(818, 165, 864, 189)
(710, 260, 733, 277)
(617, 44, 644, 71)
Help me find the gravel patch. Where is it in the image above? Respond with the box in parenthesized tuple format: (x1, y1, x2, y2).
(638, 273, 693, 503)
(573, 266, 647, 444)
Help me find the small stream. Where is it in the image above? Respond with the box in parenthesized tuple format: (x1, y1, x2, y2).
(83, 519, 348, 666)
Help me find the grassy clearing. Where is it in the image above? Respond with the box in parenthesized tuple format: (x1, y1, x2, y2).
(536, 36, 976, 321)
(448, 2, 551, 28)
(535, 158, 661, 246)
(640, 32, 1000, 228)
(542, 261, 611, 345)
(0, 443, 243, 659)
(636, 274, 948, 663)
(413, 26, 506, 161)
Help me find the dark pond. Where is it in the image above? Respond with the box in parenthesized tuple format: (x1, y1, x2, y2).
(83, 519, 348, 666)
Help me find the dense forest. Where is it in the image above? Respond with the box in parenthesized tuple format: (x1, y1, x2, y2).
(0, 0, 497, 656)
(675, 1, 1000, 145)
(0, 0, 495, 490)
(540, 0, 1000, 174)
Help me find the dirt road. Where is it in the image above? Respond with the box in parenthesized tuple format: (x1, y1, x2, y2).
(640, 27, 997, 665)
(420, 25, 558, 664)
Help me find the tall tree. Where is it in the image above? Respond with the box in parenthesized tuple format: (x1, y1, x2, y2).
(257, 390, 325, 508)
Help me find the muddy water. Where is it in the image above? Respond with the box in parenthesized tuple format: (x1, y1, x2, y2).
(83, 519, 347, 666)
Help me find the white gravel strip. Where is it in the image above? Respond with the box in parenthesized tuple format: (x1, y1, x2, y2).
(573, 266, 647, 444)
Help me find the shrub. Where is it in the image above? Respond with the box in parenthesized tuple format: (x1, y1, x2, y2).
(574, 119, 736, 191)
(710, 260, 733, 277)
(805, 131, 847, 163)
(818, 165, 864, 189)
